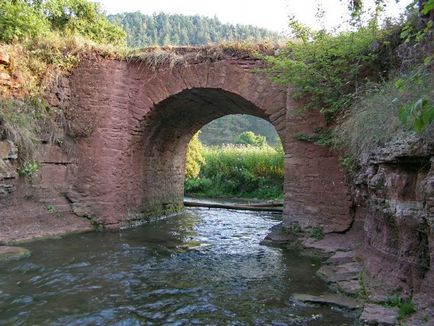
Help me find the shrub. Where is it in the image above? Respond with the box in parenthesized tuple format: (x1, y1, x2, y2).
(236, 131, 267, 147)
(17, 161, 39, 177)
(294, 128, 333, 146)
(185, 132, 206, 179)
(334, 67, 434, 159)
(0, 1, 50, 43)
(43, 0, 126, 46)
(265, 19, 399, 122)
(384, 295, 416, 320)
(309, 227, 324, 240)
(0, 0, 126, 46)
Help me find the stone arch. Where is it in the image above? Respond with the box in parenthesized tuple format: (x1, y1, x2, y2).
(141, 87, 285, 212)
(65, 53, 351, 232)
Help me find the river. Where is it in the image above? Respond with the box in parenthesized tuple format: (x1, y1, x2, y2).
(0, 208, 355, 325)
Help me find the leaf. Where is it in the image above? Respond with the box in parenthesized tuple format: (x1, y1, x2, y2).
(399, 106, 410, 123)
(422, 0, 434, 15)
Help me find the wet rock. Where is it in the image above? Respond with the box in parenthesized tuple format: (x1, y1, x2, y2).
(261, 223, 297, 245)
(292, 293, 362, 310)
(359, 304, 399, 326)
(0, 246, 31, 262)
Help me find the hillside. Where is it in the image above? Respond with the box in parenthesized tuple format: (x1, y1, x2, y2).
(199, 115, 280, 146)
(108, 12, 282, 47)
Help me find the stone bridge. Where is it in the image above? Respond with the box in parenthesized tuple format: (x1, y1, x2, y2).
(62, 49, 351, 232)
(1, 48, 352, 236)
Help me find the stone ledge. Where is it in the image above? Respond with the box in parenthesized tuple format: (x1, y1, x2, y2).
(0, 246, 31, 262)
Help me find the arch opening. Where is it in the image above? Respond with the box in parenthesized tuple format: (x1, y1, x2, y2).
(184, 114, 284, 201)
(138, 88, 286, 215)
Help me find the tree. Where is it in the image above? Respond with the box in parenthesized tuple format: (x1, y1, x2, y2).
(0, 0, 126, 45)
(236, 131, 267, 147)
(107, 12, 281, 47)
(185, 132, 206, 179)
(43, 0, 126, 45)
(0, 0, 50, 43)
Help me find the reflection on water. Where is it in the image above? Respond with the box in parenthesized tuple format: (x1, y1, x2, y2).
(0, 208, 354, 325)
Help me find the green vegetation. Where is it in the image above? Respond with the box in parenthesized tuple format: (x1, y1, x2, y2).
(17, 161, 39, 177)
(0, 0, 128, 174)
(284, 223, 303, 236)
(46, 204, 56, 214)
(267, 1, 434, 169)
(236, 131, 267, 147)
(294, 128, 333, 146)
(0, 0, 126, 45)
(383, 295, 416, 320)
(108, 12, 281, 47)
(185, 132, 205, 179)
(309, 227, 324, 240)
(265, 18, 398, 123)
(335, 67, 434, 159)
(0, 99, 40, 163)
(185, 134, 284, 199)
(199, 114, 280, 146)
(356, 270, 369, 299)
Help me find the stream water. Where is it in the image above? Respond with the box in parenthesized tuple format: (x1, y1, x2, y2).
(0, 208, 355, 325)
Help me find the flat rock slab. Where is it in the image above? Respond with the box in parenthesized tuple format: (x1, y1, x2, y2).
(0, 246, 31, 262)
(292, 293, 363, 310)
(261, 223, 296, 245)
(360, 304, 399, 326)
(337, 280, 362, 295)
(327, 250, 359, 265)
(317, 262, 363, 283)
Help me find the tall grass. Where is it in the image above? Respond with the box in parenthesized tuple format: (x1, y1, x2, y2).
(334, 67, 434, 160)
(185, 144, 284, 200)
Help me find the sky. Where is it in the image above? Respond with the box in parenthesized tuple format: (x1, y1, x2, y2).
(97, 0, 412, 33)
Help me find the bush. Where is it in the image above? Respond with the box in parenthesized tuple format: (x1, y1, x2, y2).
(17, 161, 39, 177)
(265, 19, 399, 122)
(184, 178, 213, 194)
(309, 227, 324, 240)
(0, 0, 126, 46)
(43, 0, 126, 46)
(334, 67, 434, 159)
(235, 131, 267, 147)
(0, 1, 50, 43)
(384, 295, 416, 320)
(185, 132, 205, 179)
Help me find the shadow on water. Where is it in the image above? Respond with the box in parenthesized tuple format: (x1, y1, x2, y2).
(0, 208, 356, 325)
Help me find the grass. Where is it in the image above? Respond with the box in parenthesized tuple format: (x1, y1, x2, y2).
(383, 295, 416, 320)
(334, 67, 434, 160)
(0, 99, 41, 163)
(185, 144, 284, 200)
(309, 227, 324, 240)
(127, 41, 280, 68)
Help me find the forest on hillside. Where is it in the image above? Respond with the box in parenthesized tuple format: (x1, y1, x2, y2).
(199, 115, 280, 146)
(108, 12, 282, 47)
